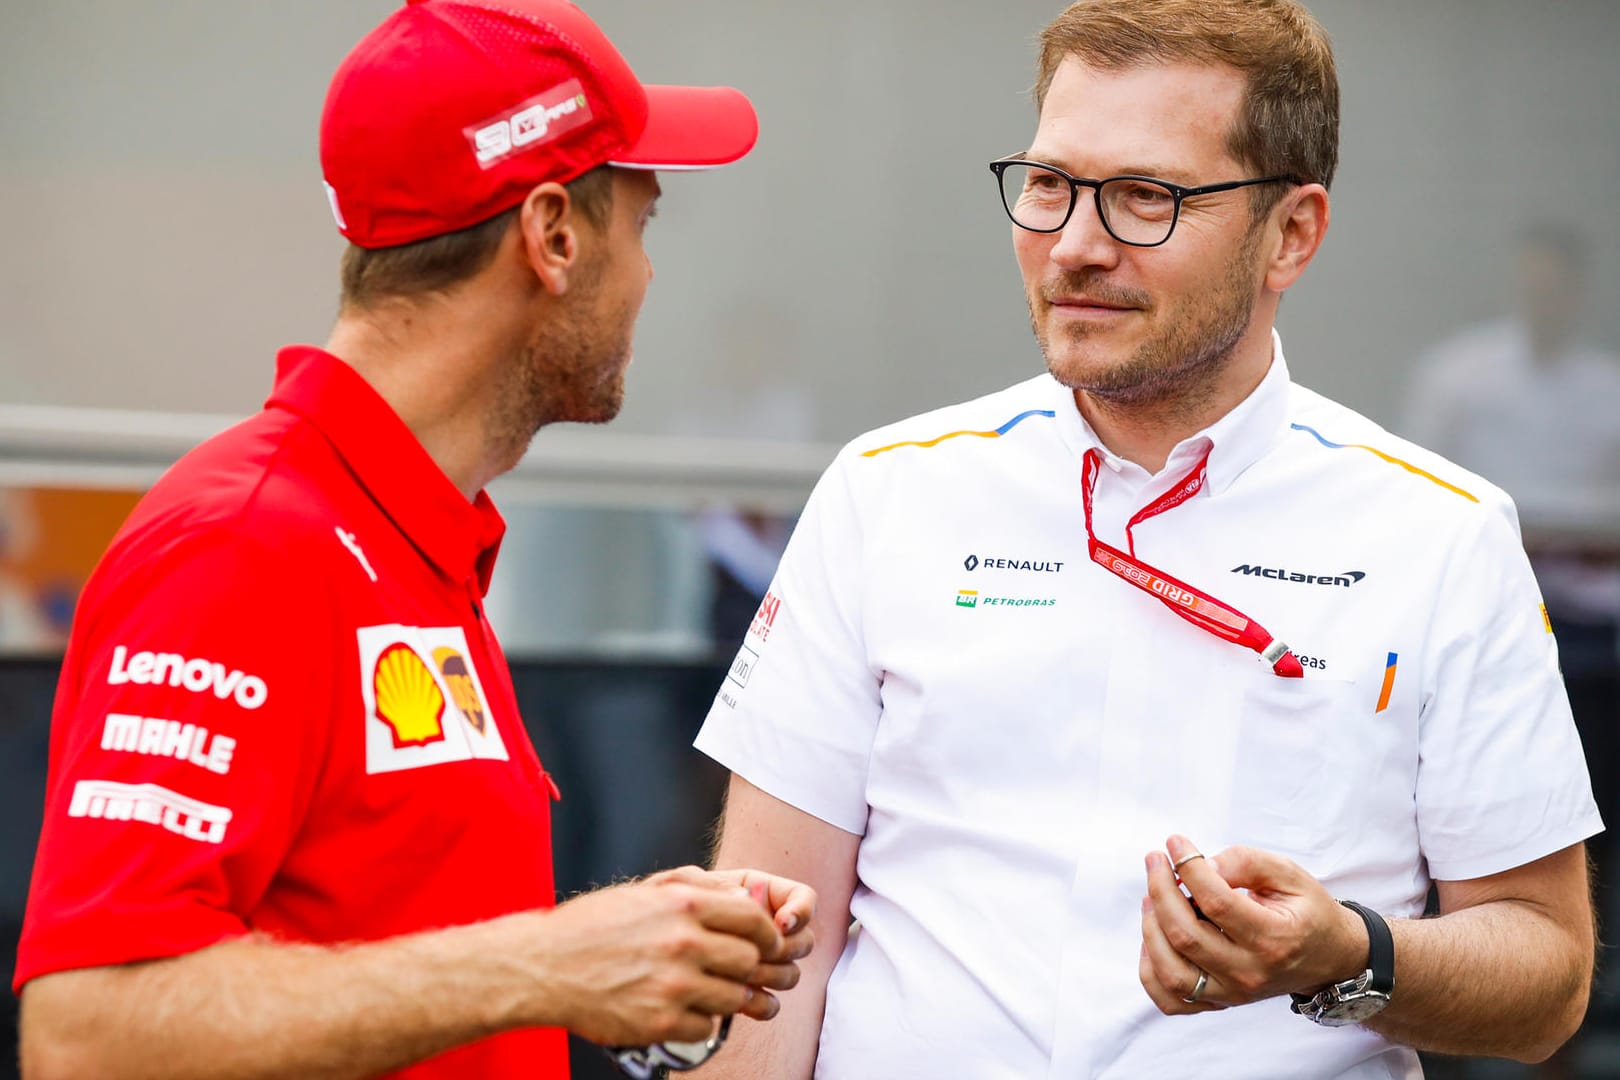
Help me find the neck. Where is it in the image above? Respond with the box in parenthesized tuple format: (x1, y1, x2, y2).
(324, 300, 520, 501)
(1075, 326, 1275, 475)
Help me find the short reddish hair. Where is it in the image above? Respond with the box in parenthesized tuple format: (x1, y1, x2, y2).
(1035, 0, 1339, 191)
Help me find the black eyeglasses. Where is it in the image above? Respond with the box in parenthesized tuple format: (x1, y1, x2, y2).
(605, 1016, 732, 1079)
(989, 157, 1299, 247)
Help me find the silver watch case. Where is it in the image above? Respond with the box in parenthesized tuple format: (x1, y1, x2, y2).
(1295, 969, 1393, 1027)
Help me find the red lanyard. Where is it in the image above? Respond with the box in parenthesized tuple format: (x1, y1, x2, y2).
(1082, 448, 1303, 678)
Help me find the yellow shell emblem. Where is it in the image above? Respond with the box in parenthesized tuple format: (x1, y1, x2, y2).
(373, 643, 446, 748)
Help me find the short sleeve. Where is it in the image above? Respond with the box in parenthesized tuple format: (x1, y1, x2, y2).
(1414, 498, 1604, 881)
(15, 527, 340, 989)
(694, 453, 881, 835)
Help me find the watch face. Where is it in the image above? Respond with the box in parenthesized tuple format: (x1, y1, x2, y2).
(1319, 991, 1392, 1027)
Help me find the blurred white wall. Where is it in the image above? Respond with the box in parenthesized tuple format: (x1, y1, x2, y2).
(2, 0, 1617, 438)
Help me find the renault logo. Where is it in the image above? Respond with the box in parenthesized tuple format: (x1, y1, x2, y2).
(964, 555, 980, 571)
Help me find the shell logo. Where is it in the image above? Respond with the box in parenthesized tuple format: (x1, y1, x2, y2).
(372, 643, 446, 748)
(433, 646, 486, 735)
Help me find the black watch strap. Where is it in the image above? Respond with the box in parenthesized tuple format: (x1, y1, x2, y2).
(1289, 899, 1395, 1007)
(1337, 899, 1395, 994)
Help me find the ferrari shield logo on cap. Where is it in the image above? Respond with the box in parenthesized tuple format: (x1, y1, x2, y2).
(358, 625, 508, 775)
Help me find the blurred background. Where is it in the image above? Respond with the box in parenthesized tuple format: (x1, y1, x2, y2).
(1, 1, 1617, 1077)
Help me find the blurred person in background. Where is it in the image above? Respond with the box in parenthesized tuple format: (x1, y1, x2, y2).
(672, 299, 817, 646)
(693, 2, 1601, 1077)
(13, 3, 815, 1079)
(1403, 223, 1620, 666)
(1404, 222, 1620, 1076)
(0, 491, 54, 652)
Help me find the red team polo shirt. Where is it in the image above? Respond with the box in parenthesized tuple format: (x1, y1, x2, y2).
(17, 347, 570, 1077)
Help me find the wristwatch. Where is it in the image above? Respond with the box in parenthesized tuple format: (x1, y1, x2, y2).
(1290, 900, 1395, 1026)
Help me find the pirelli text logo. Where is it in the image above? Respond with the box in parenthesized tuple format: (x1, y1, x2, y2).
(1231, 564, 1366, 588)
(68, 779, 232, 844)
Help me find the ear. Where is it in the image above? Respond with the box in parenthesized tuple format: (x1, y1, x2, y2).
(1263, 183, 1330, 294)
(517, 181, 585, 297)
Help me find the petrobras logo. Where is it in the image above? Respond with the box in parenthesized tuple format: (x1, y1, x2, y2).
(101, 713, 236, 775)
(68, 779, 232, 844)
(468, 80, 592, 169)
(954, 588, 1055, 609)
(107, 645, 268, 710)
(358, 625, 506, 775)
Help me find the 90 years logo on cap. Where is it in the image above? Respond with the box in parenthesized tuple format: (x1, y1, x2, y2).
(467, 80, 593, 169)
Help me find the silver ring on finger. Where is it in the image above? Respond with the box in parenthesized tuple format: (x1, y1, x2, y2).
(1172, 851, 1205, 872)
(1181, 968, 1208, 1004)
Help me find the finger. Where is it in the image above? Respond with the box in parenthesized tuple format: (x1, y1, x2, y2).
(1202, 843, 1308, 897)
(737, 987, 782, 1022)
(774, 925, 815, 964)
(687, 888, 785, 957)
(662, 1010, 725, 1045)
(687, 927, 768, 981)
(1164, 837, 1270, 948)
(654, 865, 752, 896)
(746, 959, 802, 992)
(1138, 907, 1224, 1015)
(680, 972, 760, 1019)
(711, 869, 817, 936)
(1143, 852, 1243, 971)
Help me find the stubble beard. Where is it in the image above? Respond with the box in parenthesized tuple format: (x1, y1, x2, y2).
(1031, 225, 1263, 424)
(485, 258, 633, 473)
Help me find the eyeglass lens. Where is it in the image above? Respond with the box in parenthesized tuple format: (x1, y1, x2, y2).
(997, 162, 1179, 245)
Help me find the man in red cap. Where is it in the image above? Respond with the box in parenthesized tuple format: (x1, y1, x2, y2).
(14, 3, 812, 1078)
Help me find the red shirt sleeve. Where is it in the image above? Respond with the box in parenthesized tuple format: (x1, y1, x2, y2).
(15, 525, 341, 990)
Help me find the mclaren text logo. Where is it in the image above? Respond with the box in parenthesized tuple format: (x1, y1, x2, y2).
(68, 779, 232, 844)
(107, 646, 268, 710)
(963, 555, 1064, 573)
(1231, 564, 1367, 588)
(101, 713, 236, 775)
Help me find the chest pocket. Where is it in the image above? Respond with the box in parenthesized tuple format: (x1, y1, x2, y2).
(1226, 673, 1362, 861)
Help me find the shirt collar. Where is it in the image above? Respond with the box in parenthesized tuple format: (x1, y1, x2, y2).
(1048, 328, 1293, 495)
(265, 346, 506, 596)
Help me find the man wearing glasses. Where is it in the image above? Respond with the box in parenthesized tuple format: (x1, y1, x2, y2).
(694, 1, 1600, 1076)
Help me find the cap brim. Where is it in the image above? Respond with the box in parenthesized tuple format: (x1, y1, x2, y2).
(608, 85, 759, 171)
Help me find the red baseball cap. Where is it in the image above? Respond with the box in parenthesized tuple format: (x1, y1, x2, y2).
(320, 0, 759, 249)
